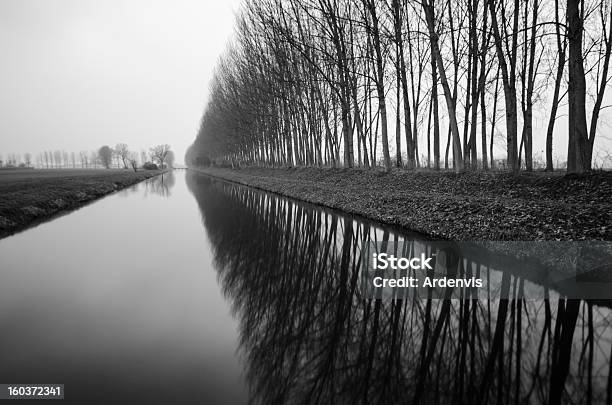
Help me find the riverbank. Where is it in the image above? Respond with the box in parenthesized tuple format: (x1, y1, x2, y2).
(0, 169, 163, 239)
(194, 166, 611, 241)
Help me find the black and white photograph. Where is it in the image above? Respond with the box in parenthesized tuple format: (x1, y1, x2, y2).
(1, 0, 611, 404)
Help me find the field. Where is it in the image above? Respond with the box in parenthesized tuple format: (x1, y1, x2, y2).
(196, 166, 612, 241)
(0, 169, 161, 239)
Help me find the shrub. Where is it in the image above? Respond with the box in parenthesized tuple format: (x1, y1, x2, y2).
(142, 162, 159, 170)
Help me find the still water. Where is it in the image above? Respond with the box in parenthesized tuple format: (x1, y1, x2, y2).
(0, 172, 246, 404)
(0, 170, 611, 404)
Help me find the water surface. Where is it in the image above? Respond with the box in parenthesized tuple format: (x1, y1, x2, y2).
(0, 172, 247, 404)
(186, 172, 612, 405)
(0, 171, 610, 404)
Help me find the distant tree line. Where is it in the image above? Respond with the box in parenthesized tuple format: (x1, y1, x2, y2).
(187, 0, 612, 173)
(1, 144, 174, 170)
(0, 153, 32, 168)
(97, 143, 174, 170)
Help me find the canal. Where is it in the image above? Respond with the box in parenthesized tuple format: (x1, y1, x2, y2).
(0, 170, 610, 404)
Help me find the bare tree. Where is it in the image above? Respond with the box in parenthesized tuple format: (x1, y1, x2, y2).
(79, 151, 89, 168)
(98, 145, 113, 169)
(364, 0, 392, 171)
(53, 150, 62, 168)
(423, 0, 464, 172)
(150, 144, 171, 169)
(487, 0, 520, 172)
(114, 143, 130, 169)
(567, 0, 589, 172)
(128, 152, 139, 172)
(545, 0, 567, 171)
(90, 151, 98, 168)
(586, 0, 612, 168)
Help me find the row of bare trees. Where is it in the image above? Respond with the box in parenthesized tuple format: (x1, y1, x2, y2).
(98, 144, 174, 170)
(1, 151, 90, 169)
(36, 150, 99, 169)
(1, 144, 174, 170)
(187, 0, 612, 173)
(98, 144, 173, 170)
(0, 153, 32, 168)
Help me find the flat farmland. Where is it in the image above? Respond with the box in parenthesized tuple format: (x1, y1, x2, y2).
(0, 169, 162, 238)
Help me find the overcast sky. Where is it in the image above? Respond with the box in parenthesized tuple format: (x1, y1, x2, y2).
(1, 0, 611, 168)
(0, 0, 240, 165)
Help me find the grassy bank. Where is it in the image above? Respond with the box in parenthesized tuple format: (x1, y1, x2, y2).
(195, 166, 611, 241)
(0, 169, 162, 239)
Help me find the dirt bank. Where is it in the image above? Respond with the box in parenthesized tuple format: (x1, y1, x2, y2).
(194, 166, 611, 241)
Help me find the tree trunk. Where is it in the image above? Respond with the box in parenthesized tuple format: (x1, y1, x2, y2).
(546, 0, 566, 171)
(365, 0, 392, 171)
(423, 0, 464, 172)
(487, 0, 519, 172)
(469, 0, 479, 169)
(525, 0, 539, 171)
(432, 56, 441, 170)
(588, 3, 612, 167)
(566, 0, 589, 173)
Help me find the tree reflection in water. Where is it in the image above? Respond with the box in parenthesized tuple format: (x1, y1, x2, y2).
(144, 171, 175, 197)
(187, 172, 612, 405)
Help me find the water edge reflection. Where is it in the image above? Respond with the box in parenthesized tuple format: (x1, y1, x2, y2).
(187, 171, 612, 405)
